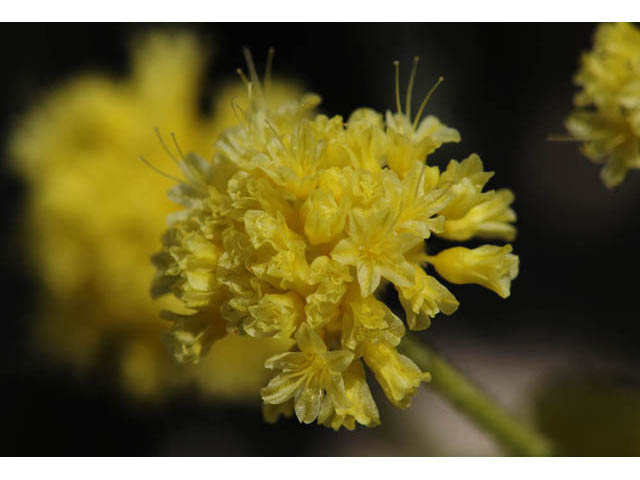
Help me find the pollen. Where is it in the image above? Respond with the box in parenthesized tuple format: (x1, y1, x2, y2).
(153, 54, 518, 428)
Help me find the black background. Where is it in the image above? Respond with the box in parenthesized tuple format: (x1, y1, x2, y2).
(2, 23, 640, 455)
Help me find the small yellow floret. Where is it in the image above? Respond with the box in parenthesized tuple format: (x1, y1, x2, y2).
(363, 340, 430, 409)
(438, 155, 517, 242)
(261, 324, 354, 424)
(398, 265, 459, 331)
(428, 245, 519, 299)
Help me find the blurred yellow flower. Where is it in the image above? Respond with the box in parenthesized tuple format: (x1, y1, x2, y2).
(153, 56, 519, 429)
(566, 22, 640, 188)
(9, 30, 299, 400)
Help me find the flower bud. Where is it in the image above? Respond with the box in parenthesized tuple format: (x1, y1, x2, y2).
(429, 245, 519, 298)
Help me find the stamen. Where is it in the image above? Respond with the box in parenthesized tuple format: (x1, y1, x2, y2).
(170, 132, 186, 161)
(393, 61, 402, 114)
(231, 98, 250, 123)
(247, 82, 254, 106)
(413, 76, 444, 131)
(236, 68, 250, 88)
(154, 128, 181, 168)
(406, 56, 420, 118)
(138, 156, 182, 183)
(265, 118, 287, 150)
(546, 134, 582, 142)
(243, 47, 263, 99)
(264, 47, 275, 95)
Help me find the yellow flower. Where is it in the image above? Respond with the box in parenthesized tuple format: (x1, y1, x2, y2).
(331, 205, 422, 297)
(397, 265, 459, 331)
(341, 287, 405, 352)
(573, 23, 640, 110)
(318, 359, 380, 430)
(153, 55, 518, 427)
(427, 245, 519, 299)
(437, 154, 517, 242)
(305, 256, 352, 329)
(261, 324, 354, 424)
(566, 108, 640, 188)
(566, 22, 640, 188)
(9, 30, 298, 400)
(363, 340, 430, 409)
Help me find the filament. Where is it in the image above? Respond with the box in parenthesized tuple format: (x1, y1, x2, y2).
(406, 56, 420, 118)
(413, 76, 444, 131)
(393, 61, 402, 114)
(170, 132, 186, 161)
(243, 47, 263, 100)
(154, 128, 181, 168)
(138, 156, 182, 183)
(236, 68, 250, 88)
(265, 47, 275, 95)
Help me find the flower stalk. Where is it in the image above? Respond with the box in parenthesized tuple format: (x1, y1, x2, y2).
(400, 334, 553, 456)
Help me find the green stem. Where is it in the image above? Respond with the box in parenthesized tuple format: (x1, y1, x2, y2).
(400, 335, 553, 456)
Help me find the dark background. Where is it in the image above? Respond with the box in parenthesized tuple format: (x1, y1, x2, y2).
(2, 23, 640, 456)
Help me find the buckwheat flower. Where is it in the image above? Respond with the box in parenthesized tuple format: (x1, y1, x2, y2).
(427, 245, 519, 299)
(566, 108, 640, 188)
(437, 155, 517, 241)
(9, 31, 299, 400)
(263, 356, 382, 431)
(262, 323, 354, 424)
(331, 206, 422, 297)
(363, 340, 431, 409)
(566, 22, 640, 188)
(318, 360, 381, 430)
(397, 265, 459, 331)
(153, 55, 518, 428)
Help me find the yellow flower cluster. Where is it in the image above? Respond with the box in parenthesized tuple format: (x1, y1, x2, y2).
(153, 56, 519, 429)
(566, 22, 640, 188)
(10, 31, 297, 400)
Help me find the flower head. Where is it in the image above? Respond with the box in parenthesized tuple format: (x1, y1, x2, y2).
(153, 55, 518, 427)
(566, 22, 640, 188)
